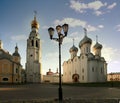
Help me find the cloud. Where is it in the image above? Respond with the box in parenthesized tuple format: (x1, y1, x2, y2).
(102, 46, 115, 62)
(98, 25, 104, 29)
(88, 1, 107, 10)
(107, 2, 117, 9)
(70, 0, 87, 13)
(45, 52, 58, 58)
(11, 35, 27, 41)
(102, 45, 120, 63)
(94, 10, 104, 16)
(86, 25, 98, 32)
(69, 32, 79, 37)
(115, 24, 120, 31)
(70, 0, 107, 15)
(54, 18, 86, 28)
(63, 36, 80, 44)
(54, 17, 104, 32)
(42, 25, 49, 29)
(101, 46, 120, 73)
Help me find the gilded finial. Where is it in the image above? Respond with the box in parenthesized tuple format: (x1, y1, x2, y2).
(31, 11, 39, 29)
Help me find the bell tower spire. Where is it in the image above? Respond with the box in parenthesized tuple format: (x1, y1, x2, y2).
(26, 12, 42, 83)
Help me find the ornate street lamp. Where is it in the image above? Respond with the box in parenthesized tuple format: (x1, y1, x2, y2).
(48, 23, 69, 102)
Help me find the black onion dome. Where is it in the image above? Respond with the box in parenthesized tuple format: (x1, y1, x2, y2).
(69, 45, 78, 53)
(12, 52, 20, 57)
(12, 46, 20, 57)
(79, 35, 92, 48)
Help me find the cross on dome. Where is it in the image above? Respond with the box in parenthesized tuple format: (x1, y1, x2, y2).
(83, 28, 87, 36)
(73, 38, 75, 45)
(34, 11, 37, 20)
(96, 35, 98, 43)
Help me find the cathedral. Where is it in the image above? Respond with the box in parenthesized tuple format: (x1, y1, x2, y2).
(25, 14, 42, 83)
(63, 28, 107, 83)
(0, 40, 22, 83)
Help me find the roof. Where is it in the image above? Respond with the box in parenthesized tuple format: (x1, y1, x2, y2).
(12, 52, 20, 57)
(69, 45, 78, 53)
(79, 35, 92, 48)
(93, 42, 102, 49)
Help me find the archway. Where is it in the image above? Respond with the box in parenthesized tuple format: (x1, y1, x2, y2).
(72, 74, 79, 82)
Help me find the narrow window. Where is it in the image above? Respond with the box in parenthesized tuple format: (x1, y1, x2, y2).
(92, 67, 94, 72)
(82, 68, 84, 73)
(82, 76, 84, 80)
(82, 56, 84, 59)
(16, 68, 18, 73)
(87, 47, 89, 53)
(36, 41, 38, 47)
(31, 40, 34, 46)
(101, 68, 103, 73)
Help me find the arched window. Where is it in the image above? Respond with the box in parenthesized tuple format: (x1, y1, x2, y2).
(3, 78, 8, 81)
(101, 68, 103, 73)
(36, 40, 38, 47)
(82, 68, 84, 73)
(16, 68, 18, 73)
(92, 67, 94, 72)
(31, 40, 34, 46)
(87, 47, 89, 53)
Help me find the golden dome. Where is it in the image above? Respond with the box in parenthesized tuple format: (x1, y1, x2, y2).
(31, 16, 39, 29)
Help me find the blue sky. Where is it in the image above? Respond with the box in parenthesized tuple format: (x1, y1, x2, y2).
(0, 0, 120, 74)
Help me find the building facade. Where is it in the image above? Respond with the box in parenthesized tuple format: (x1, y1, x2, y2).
(25, 14, 42, 83)
(43, 68, 59, 83)
(0, 40, 22, 83)
(63, 28, 107, 83)
(107, 72, 120, 81)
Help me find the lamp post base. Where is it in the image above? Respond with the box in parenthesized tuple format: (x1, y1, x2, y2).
(58, 87, 63, 102)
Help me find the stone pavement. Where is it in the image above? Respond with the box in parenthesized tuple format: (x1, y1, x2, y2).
(0, 98, 120, 103)
(0, 84, 120, 103)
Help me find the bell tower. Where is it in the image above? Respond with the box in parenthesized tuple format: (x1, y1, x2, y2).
(26, 12, 42, 83)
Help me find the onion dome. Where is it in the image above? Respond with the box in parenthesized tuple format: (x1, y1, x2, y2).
(69, 45, 78, 53)
(12, 45, 20, 57)
(93, 42, 102, 49)
(31, 15, 39, 29)
(79, 35, 92, 48)
(101, 57, 105, 61)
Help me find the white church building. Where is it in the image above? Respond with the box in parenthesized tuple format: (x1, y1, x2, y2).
(63, 28, 107, 83)
(26, 14, 42, 83)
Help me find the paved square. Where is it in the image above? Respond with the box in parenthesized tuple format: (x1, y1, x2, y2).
(0, 84, 120, 101)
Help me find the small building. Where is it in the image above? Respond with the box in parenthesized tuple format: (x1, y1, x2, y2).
(43, 68, 60, 83)
(0, 40, 22, 83)
(107, 72, 120, 81)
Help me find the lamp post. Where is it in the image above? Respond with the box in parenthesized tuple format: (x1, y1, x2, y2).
(48, 24, 69, 102)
